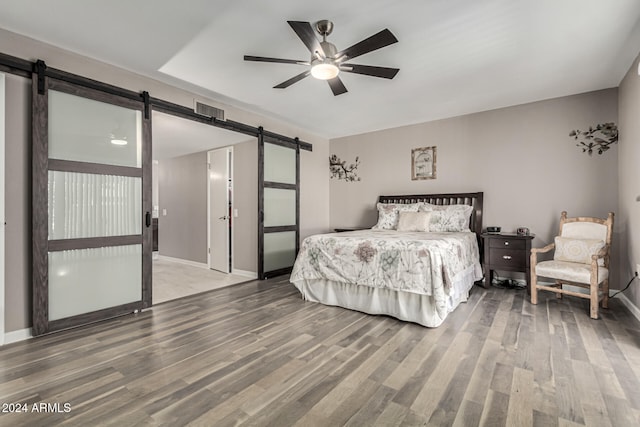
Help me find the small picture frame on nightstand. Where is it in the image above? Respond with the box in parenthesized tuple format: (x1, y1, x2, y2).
(516, 227, 530, 236)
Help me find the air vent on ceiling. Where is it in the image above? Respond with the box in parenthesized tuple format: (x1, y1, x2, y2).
(194, 100, 224, 120)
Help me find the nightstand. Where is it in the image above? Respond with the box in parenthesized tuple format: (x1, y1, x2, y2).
(481, 233, 535, 293)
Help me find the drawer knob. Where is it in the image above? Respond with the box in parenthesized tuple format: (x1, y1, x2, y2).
(503, 255, 512, 260)
(504, 242, 510, 246)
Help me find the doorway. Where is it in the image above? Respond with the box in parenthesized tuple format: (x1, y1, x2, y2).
(151, 111, 256, 304)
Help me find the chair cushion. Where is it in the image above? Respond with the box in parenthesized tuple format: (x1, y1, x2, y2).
(554, 237, 605, 265)
(535, 260, 608, 284)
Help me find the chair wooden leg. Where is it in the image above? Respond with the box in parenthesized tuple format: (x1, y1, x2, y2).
(531, 270, 538, 305)
(602, 278, 609, 309)
(590, 277, 599, 320)
(554, 280, 563, 299)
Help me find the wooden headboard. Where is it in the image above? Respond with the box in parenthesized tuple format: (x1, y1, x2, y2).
(378, 192, 484, 240)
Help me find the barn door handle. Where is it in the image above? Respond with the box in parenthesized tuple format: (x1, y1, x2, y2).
(145, 212, 151, 227)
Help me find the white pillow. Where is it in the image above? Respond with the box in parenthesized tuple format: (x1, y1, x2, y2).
(372, 203, 421, 230)
(397, 211, 431, 232)
(420, 203, 473, 232)
(554, 237, 605, 265)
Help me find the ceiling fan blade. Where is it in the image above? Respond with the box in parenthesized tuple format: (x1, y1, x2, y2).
(340, 63, 399, 79)
(274, 70, 311, 89)
(327, 77, 348, 96)
(244, 55, 309, 65)
(337, 29, 398, 61)
(288, 21, 325, 57)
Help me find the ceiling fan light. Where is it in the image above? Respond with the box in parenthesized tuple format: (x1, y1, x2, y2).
(311, 62, 339, 80)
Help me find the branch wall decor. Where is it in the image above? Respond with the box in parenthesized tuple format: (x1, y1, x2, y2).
(329, 154, 361, 182)
(569, 122, 618, 155)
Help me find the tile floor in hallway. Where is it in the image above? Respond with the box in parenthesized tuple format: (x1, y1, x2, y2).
(152, 256, 252, 304)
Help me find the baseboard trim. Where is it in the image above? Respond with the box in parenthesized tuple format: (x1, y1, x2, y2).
(232, 269, 258, 279)
(612, 292, 640, 322)
(4, 328, 33, 345)
(156, 255, 209, 269)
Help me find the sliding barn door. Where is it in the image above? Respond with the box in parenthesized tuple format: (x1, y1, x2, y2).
(32, 77, 151, 336)
(258, 133, 300, 279)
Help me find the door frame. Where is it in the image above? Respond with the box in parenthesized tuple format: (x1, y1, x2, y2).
(207, 146, 233, 273)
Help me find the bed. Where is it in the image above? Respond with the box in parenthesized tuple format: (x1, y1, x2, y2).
(290, 192, 484, 327)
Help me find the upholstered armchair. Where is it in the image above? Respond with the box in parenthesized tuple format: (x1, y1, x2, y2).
(530, 211, 614, 319)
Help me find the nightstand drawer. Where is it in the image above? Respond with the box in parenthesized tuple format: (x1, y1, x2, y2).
(489, 248, 526, 267)
(489, 238, 526, 250)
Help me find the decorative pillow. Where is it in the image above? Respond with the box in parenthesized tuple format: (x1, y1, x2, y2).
(554, 237, 605, 265)
(420, 203, 473, 232)
(372, 203, 421, 230)
(397, 211, 431, 232)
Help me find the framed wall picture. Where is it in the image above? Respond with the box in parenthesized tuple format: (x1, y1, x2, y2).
(411, 146, 437, 180)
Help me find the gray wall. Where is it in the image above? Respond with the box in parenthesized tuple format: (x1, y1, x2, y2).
(618, 52, 640, 311)
(4, 74, 31, 332)
(157, 151, 208, 264)
(157, 140, 258, 272)
(330, 88, 620, 285)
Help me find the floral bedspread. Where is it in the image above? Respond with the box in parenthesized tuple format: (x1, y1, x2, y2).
(290, 229, 481, 296)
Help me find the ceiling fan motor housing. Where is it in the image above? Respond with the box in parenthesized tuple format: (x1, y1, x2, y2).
(315, 20, 334, 37)
(318, 41, 338, 60)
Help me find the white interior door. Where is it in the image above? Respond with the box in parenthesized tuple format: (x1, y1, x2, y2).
(208, 147, 231, 273)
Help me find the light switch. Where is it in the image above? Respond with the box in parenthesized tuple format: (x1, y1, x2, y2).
(162, 209, 167, 216)
(234, 209, 238, 218)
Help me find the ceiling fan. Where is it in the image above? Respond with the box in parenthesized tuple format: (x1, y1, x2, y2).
(244, 20, 399, 96)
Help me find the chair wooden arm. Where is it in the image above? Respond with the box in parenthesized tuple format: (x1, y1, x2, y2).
(530, 243, 554, 270)
(531, 243, 555, 255)
(591, 244, 610, 264)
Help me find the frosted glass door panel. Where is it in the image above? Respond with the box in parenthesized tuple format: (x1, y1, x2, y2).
(264, 188, 296, 227)
(48, 171, 141, 239)
(49, 90, 142, 167)
(264, 231, 296, 272)
(264, 143, 295, 184)
(48, 245, 142, 321)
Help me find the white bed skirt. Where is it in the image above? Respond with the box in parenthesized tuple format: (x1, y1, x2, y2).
(291, 264, 481, 328)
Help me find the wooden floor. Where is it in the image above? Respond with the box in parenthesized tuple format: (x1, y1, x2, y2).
(1, 278, 639, 426)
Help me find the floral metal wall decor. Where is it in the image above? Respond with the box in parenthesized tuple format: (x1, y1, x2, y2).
(329, 154, 361, 182)
(569, 122, 618, 155)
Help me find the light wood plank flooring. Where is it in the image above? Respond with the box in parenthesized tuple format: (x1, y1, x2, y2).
(1, 278, 639, 426)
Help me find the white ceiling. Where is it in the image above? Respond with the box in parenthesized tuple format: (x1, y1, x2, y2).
(152, 111, 252, 160)
(1, 0, 639, 140)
